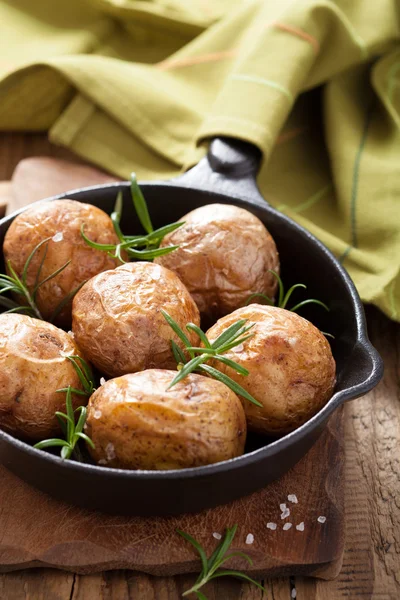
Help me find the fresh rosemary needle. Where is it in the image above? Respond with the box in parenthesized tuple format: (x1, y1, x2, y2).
(81, 173, 184, 262)
(161, 310, 262, 407)
(34, 355, 95, 460)
(245, 269, 329, 313)
(0, 237, 76, 321)
(178, 525, 265, 599)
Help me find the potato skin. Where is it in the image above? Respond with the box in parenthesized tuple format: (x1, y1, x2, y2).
(206, 305, 336, 435)
(85, 370, 246, 470)
(155, 203, 279, 321)
(3, 199, 121, 327)
(0, 314, 87, 441)
(72, 262, 200, 378)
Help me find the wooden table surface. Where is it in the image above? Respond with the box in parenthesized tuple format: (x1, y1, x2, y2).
(0, 133, 398, 600)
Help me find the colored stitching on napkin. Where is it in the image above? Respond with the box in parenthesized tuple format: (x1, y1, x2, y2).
(276, 183, 331, 213)
(271, 22, 320, 54)
(276, 127, 307, 145)
(230, 74, 293, 102)
(157, 50, 237, 70)
(350, 105, 373, 249)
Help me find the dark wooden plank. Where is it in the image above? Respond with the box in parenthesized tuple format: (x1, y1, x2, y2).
(0, 134, 398, 599)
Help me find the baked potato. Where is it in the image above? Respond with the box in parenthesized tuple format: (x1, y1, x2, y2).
(3, 199, 121, 327)
(85, 369, 247, 470)
(72, 262, 200, 378)
(0, 313, 87, 441)
(155, 203, 279, 321)
(206, 305, 336, 435)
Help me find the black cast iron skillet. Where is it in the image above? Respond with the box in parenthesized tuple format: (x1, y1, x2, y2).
(0, 138, 383, 516)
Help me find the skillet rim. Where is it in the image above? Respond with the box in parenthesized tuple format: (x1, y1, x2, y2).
(0, 180, 384, 481)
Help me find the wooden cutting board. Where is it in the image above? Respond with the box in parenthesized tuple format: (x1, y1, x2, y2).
(0, 158, 345, 579)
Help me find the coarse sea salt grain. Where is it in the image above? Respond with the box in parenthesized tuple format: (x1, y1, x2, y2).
(94, 410, 102, 419)
(291, 588, 297, 598)
(212, 532, 222, 540)
(232, 343, 244, 353)
(151, 265, 162, 281)
(245, 533, 254, 545)
(267, 522, 277, 530)
(98, 459, 107, 465)
(52, 232, 63, 242)
(279, 503, 287, 511)
(282, 523, 292, 531)
(296, 522, 305, 531)
(105, 443, 116, 461)
(288, 494, 298, 504)
(281, 507, 290, 519)
(317, 516, 327, 524)
(100, 377, 106, 386)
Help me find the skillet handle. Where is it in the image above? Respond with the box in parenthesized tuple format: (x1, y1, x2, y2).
(178, 137, 267, 208)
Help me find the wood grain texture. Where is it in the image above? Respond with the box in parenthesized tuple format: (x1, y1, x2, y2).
(0, 134, 398, 599)
(0, 152, 345, 582)
(7, 157, 118, 214)
(0, 407, 344, 577)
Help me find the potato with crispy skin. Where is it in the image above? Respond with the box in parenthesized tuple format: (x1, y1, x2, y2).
(72, 262, 200, 378)
(3, 199, 121, 327)
(155, 203, 279, 321)
(206, 305, 336, 435)
(0, 313, 87, 441)
(85, 370, 246, 470)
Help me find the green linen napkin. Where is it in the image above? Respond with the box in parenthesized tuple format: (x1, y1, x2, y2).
(0, 0, 399, 321)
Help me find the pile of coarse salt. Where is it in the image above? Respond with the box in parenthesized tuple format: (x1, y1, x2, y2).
(209, 494, 327, 550)
(265, 494, 326, 532)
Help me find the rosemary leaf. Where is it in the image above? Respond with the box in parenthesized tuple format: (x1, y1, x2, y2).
(211, 320, 248, 350)
(33, 259, 71, 294)
(216, 333, 254, 353)
(111, 191, 125, 242)
(212, 355, 249, 376)
(167, 355, 206, 388)
(49, 279, 87, 324)
(146, 221, 184, 242)
(244, 292, 273, 306)
(199, 364, 262, 407)
(207, 525, 237, 573)
(170, 340, 187, 365)
(281, 283, 307, 309)
(80, 225, 117, 251)
(186, 323, 212, 349)
(130, 172, 153, 234)
(178, 525, 266, 599)
(290, 298, 330, 313)
(208, 570, 265, 590)
(75, 431, 95, 449)
(34, 438, 69, 449)
(0, 296, 19, 310)
(161, 310, 193, 351)
(22, 236, 51, 285)
(176, 530, 208, 580)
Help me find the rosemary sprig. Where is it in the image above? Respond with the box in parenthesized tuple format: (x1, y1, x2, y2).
(0, 237, 72, 320)
(34, 385, 95, 460)
(57, 355, 96, 397)
(33, 355, 95, 460)
(178, 525, 265, 599)
(161, 310, 262, 407)
(245, 269, 329, 313)
(81, 173, 184, 263)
